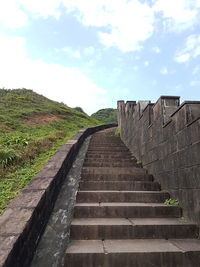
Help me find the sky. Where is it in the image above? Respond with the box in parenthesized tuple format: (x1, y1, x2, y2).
(0, 0, 200, 114)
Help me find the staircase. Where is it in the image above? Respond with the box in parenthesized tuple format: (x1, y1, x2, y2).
(64, 128, 200, 267)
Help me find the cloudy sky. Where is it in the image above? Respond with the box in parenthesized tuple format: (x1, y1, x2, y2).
(0, 0, 200, 114)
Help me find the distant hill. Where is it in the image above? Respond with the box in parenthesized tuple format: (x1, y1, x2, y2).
(91, 108, 117, 124)
(0, 88, 100, 213)
(73, 106, 87, 114)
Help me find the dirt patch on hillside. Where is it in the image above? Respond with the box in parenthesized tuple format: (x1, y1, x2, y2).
(0, 123, 13, 131)
(25, 114, 62, 126)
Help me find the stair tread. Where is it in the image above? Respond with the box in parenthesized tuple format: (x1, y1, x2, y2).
(71, 218, 195, 226)
(78, 190, 166, 193)
(75, 202, 178, 207)
(66, 239, 200, 254)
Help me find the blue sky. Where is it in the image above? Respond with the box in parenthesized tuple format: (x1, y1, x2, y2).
(0, 0, 200, 114)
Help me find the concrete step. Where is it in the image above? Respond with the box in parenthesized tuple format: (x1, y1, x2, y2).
(76, 191, 169, 203)
(81, 173, 154, 181)
(83, 162, 136, 167)
(65, 239, 200, 267)
(73, 203, 181, 218)
(70, 218, 198, 239)
(81, 167, 147, 176)
(84, 158, 135, 163)
(87, 147, 129, 152)
(85, 154, 134, 160)
(79, 181, 160, 191)
(88, 144, 127, 148)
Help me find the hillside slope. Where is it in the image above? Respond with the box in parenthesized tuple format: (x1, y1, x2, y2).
(91, 108, 117, 124)
(0, 88, 100, 213)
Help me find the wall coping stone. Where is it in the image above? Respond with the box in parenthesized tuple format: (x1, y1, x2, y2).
(0, 123, 117, 267)
(170, 100, 200, 117)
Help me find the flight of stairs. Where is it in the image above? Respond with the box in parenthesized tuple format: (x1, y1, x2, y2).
(64, 128, 200, 267)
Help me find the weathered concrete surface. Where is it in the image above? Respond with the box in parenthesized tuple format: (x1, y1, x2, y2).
(65, 128, 200, 267)
(31, 136, 91, 267)
(118, 96, 200, 226)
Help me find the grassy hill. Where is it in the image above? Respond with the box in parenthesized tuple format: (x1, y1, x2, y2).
(91, 108, 117, 124)
(0, 88, 100, 213)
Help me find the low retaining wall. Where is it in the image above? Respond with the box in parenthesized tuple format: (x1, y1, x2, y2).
(0, 124, 117, 267)
(118, 96, 200, 226)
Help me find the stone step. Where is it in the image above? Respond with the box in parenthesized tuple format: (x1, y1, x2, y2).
(70, 218, 198, 239)
(88, 144, 127, 148)
(83, 162, 136, 167)
(76, 191, 169, 203)
(81, 167, 147, 176)
(79, 181, 160, 191)
(81, 173, 154, 182)
(84, 158, 135, 163)
(88, 146, 129, 152)
(73, 203, 181, 218)
(65, 239, 200, 267)
(85, 153, 133, 159)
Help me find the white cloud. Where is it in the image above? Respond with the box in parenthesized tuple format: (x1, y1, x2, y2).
(152, 46, 161, 53)
(133, 65, 139, 71)
(189, 80, 200, 86)
(144, 61, 150, 66)
(63, 47, 81, 59)
(63, 0, 155, 52)
(0, 34, 107, 114)
(0, 0, 62, 29)
(175, 34, 200, 63)
(0, 0, 28, 29)
(83, 46, 95, 57)
(192, 65, 200, 75)
(153, 0, 200, 31)
(160, 66, 168, 74)
(19, 0, 62, 19)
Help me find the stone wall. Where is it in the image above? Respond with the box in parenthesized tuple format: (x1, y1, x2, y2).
(118, 96, 200, 225)
(0, 124, 117, 267)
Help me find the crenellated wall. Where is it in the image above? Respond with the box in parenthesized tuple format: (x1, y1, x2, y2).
(118, 96, 200, 225)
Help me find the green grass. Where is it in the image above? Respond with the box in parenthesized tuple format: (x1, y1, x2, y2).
(114, 127, 120, 137)
(164, 198, 179, 206)
(0, 88, 101, 214)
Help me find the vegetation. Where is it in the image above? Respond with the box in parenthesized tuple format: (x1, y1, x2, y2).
(136, 160, 143, 168)
(73, 107, 87, 114)
(91, 108, 117, 124)
(114, 127, 120, 137)
(0, 88, 100, 214)
(164, 198, 179, 205)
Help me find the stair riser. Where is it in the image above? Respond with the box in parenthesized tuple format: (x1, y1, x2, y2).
(83, 163, 136, 167)
(65, 252, 190, 267)
(88, 145, 127, 148)
(81, 174, 153, 182)
(88, 146, 129, 152)
(84, 158, 135, 163)
(85, 155, 133, 160)
(73, 206, 181, 218)
(79, 182, 160, 191)
(76, 192, 170, 203)
(70, 224, 198, 240)
(82, 167, 147, 175)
